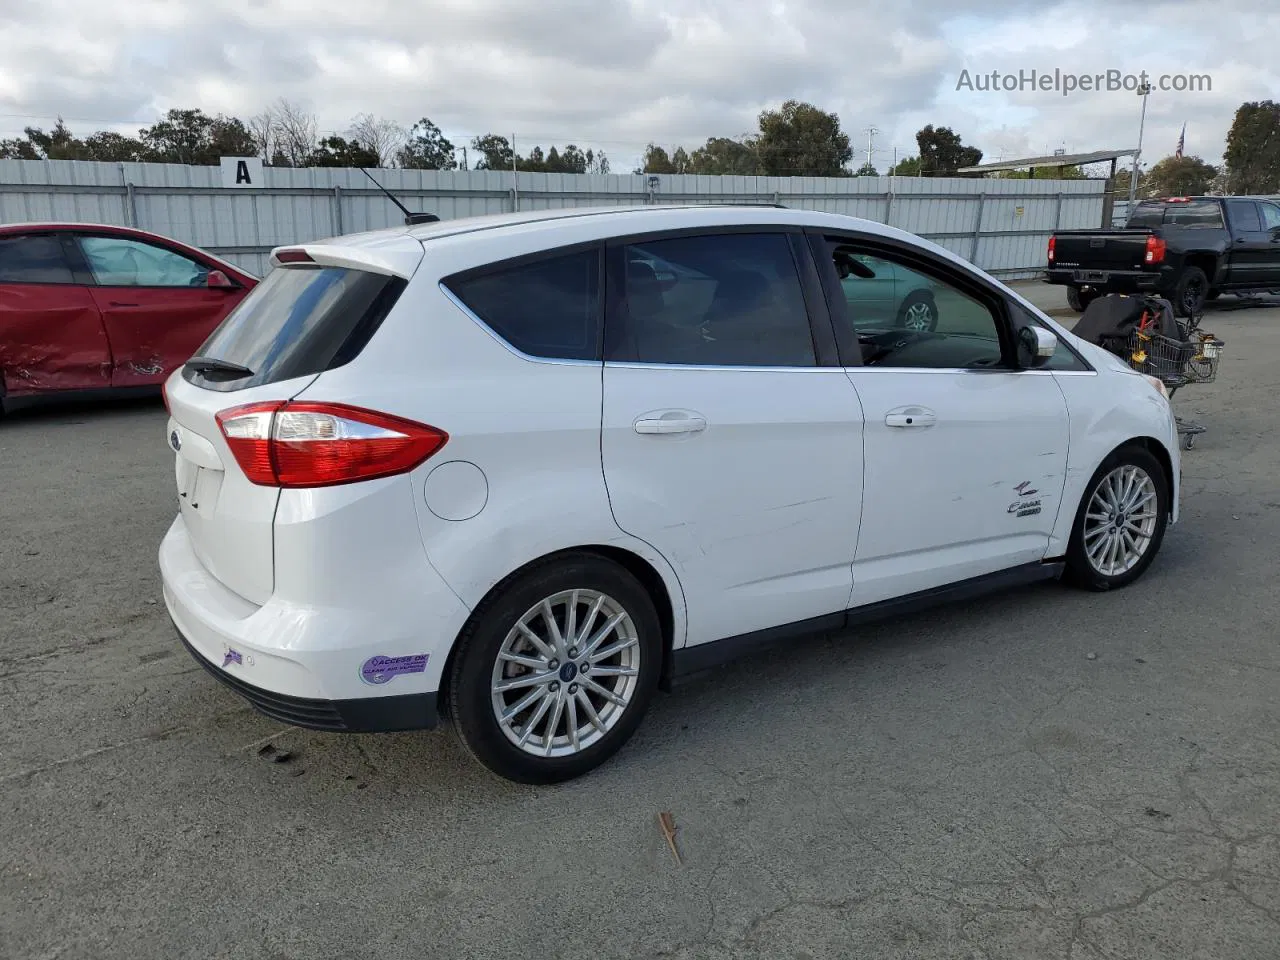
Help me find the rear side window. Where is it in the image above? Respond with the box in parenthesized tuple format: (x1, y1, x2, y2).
(184, 265, 406, 392)
(445, 248, 601, 361)
(0, 234, 75, 284)
(1226, 200, 1262, 232)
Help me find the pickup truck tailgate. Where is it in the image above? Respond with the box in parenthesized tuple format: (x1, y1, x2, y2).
(1054, 231, 1151, 272)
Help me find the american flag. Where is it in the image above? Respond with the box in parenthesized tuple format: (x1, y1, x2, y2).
(1175, 123, 1186, 159)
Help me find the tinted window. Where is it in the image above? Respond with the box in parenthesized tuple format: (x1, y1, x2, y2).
(824, 239, 1003, 369)
(611, 233, 815, 367)
(1260, 202, 1280, 232)
(0, 234, 75, 284)
(184, 265, 406, 392)
(1127, 204, 1163, 228)
(1163, 200, 1224, 228)
(446, 249, 600, 361)
(78, 236, 210, 287)
(1226, 200, 1261, 232)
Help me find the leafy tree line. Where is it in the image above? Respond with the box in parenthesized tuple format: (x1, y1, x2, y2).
(0, 99, 609, 174)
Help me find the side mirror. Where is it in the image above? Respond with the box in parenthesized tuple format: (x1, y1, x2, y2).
(207, 269, 237, 290)
(1018, 325, 1057, 368)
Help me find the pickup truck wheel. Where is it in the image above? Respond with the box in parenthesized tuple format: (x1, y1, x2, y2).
(1174, 267, 1209, 317)
(1066, 286, 1097, 312)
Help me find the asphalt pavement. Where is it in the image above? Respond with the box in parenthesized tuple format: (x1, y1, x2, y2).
(2, 286, 1279, 960)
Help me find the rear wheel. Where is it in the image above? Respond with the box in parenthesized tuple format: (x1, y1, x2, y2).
(896, 292, 938, 332)
(1066, 286, 1098, 312)
(1064, 446, 1170, 591)
(1174, 267, 1209, 318)
(447, 553, 662, 784)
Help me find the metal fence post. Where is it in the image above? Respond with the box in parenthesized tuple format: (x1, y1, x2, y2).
(1054, 192, 1064, 230)
(510, 187, 519, 213)
(124, 182, 138, 228)
(333, 185, 344, 235)
(971, 193, 986, 264)
(885, 190, 894, 226)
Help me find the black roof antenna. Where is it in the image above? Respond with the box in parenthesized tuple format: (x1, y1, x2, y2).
(358, 168, 440, 225)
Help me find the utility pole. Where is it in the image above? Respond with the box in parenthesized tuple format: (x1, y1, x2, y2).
(511, 132, 519, 212)
(461, 146, 468, 171)
(863, 126, 880, 170)
(1129, 81, 1152, 205)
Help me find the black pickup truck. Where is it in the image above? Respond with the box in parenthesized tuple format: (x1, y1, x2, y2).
(1045, 196, 1280, 316)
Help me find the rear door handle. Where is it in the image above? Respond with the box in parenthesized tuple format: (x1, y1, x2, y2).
(634, 415, 707, 435)
(109, 301, 139, 307)
(885, 406, 936, 428)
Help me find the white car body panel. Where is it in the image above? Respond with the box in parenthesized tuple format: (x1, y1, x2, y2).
(159, 204, 1181, 728)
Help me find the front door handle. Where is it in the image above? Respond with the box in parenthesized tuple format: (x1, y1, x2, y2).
(885, 406, 937, 428)
(109, 301, 139, 307)
(634, 415, 707, 435)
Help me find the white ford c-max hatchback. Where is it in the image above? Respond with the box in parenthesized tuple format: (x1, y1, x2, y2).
(160, 205, 1180, 783)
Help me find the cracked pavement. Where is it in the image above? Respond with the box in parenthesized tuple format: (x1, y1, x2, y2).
(2, 288, 1278, 959)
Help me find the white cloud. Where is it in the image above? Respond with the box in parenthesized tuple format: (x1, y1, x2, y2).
(0, 0, 1274, 172)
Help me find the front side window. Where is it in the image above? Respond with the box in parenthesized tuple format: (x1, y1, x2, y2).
(610, 233, 816, 367)
(824, 239, 1004, 369)
(77, 236, 210, 287)
(445, 248, 600, 361)
(0, 234, 75, 284)
(1226, 200, 1261, 233)
(1260, 202, 1280, 232)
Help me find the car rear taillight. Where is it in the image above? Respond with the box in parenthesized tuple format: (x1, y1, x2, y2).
(1047, 236, 1055, 264)
(1145, 235, 1166, 264)
(216, 401, 447, 488)
(274, 249, 315, 264)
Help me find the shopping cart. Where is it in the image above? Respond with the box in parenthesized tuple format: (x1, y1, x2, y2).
(1125, 303, 1224, 450)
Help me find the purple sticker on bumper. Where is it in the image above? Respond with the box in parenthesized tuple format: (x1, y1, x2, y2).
(222, 648, 243, 668)
(360, 654, 429, 685)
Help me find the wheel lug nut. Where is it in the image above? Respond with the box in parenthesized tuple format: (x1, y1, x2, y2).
(548, 659, 559, 670)
(549, 681, 560, 692)
(568, 647, 579, 658)
(569, 683, 579, 694)
(580, 663, 590, 674)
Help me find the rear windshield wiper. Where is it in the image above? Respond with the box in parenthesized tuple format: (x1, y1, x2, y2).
(185, 356, 255, 380)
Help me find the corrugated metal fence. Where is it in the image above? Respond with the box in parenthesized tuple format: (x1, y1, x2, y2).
(1, 160, 1103, 279)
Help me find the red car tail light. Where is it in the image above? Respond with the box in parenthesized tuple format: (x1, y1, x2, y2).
(216, 401, 448, 488)
(1145, 235, 1166, 264)
(1047, 235, 1055, 264)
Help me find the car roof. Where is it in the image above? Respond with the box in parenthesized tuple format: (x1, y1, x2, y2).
(277, 204, 975, 280)
(0, 221, 256, 280)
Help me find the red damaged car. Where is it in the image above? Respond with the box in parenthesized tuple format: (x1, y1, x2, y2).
(0, 223, 257, 411)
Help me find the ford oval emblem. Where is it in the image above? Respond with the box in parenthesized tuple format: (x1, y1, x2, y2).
(170, 430, 181, 452)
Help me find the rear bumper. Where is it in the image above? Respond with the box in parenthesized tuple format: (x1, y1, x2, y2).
(176, 626, 439, 732)
(1045, 267, 1171, 293)
(160, 510, 470, 732)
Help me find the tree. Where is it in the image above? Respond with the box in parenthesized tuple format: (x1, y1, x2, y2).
(756, 100, 851, 176)
(21, 119, 93, 160)
(855, 161, 879, 176)
(271, 99, 319, 167)
(307, 135, 380, 168)
(915, 125, 982, 176)
(1224, 100, 1280, 194)
(639, 144, 686, 174)
(687, 136, 760, 175)
(348, 114, 405, 167)
(1142, 155, 1219, 197)
(994, 164, 1086, 180)
(558, 145, 588, 174)
(471, 134, 514, 170)
(396, 117, 457, 170)
(888, 156, 922, 176)
(586, 149, 610, 175)
(0, 137, 40, 160)
(138, 108, 256, 164)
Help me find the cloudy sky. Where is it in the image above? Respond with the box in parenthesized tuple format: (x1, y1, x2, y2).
(0, 0, 1273, 173)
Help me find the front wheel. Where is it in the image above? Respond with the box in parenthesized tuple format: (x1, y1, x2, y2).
(1064, 446, 1170, 591)
(447, 553, 663, 784)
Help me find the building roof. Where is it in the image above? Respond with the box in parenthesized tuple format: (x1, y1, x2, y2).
(957, 149, 1138, 174)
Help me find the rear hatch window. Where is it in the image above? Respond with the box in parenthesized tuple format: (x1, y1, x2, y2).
(1127, 201, 1224, 229)
(184, 265, 406, 392)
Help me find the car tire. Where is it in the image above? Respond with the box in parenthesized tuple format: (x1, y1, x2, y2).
(1066, 286, 1098, 313)
(1063, 445, 1170, 592)
(447, 551, 663, 784)
(896, 292, 939, 332)
(1174, 267, 1209, 318)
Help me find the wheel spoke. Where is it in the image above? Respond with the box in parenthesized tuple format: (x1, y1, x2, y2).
(501, 686, 547, 723)
(583, 677, 626, 707)
(589, 636, 640, 664)
(494, 669, 556, 694)
(564, 590, 579, 652)
(575, 594, 605, 645)
(541, 599, 565, 652)
(576, 689, 606, 734)
(516, 692, 555, 747)
(580, 612, 628, 659)
(566, 695, 580, 751)
(588, 664, 639, 678)
(544, 694, 566, 756)
(498, 650, 547, 671)
(515, 620, 556, 660)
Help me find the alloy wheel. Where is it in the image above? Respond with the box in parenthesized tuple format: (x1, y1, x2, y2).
(1082, 465, 1160, 577)
(902, 301, 935, 331)
(490, 589, 641, 758)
